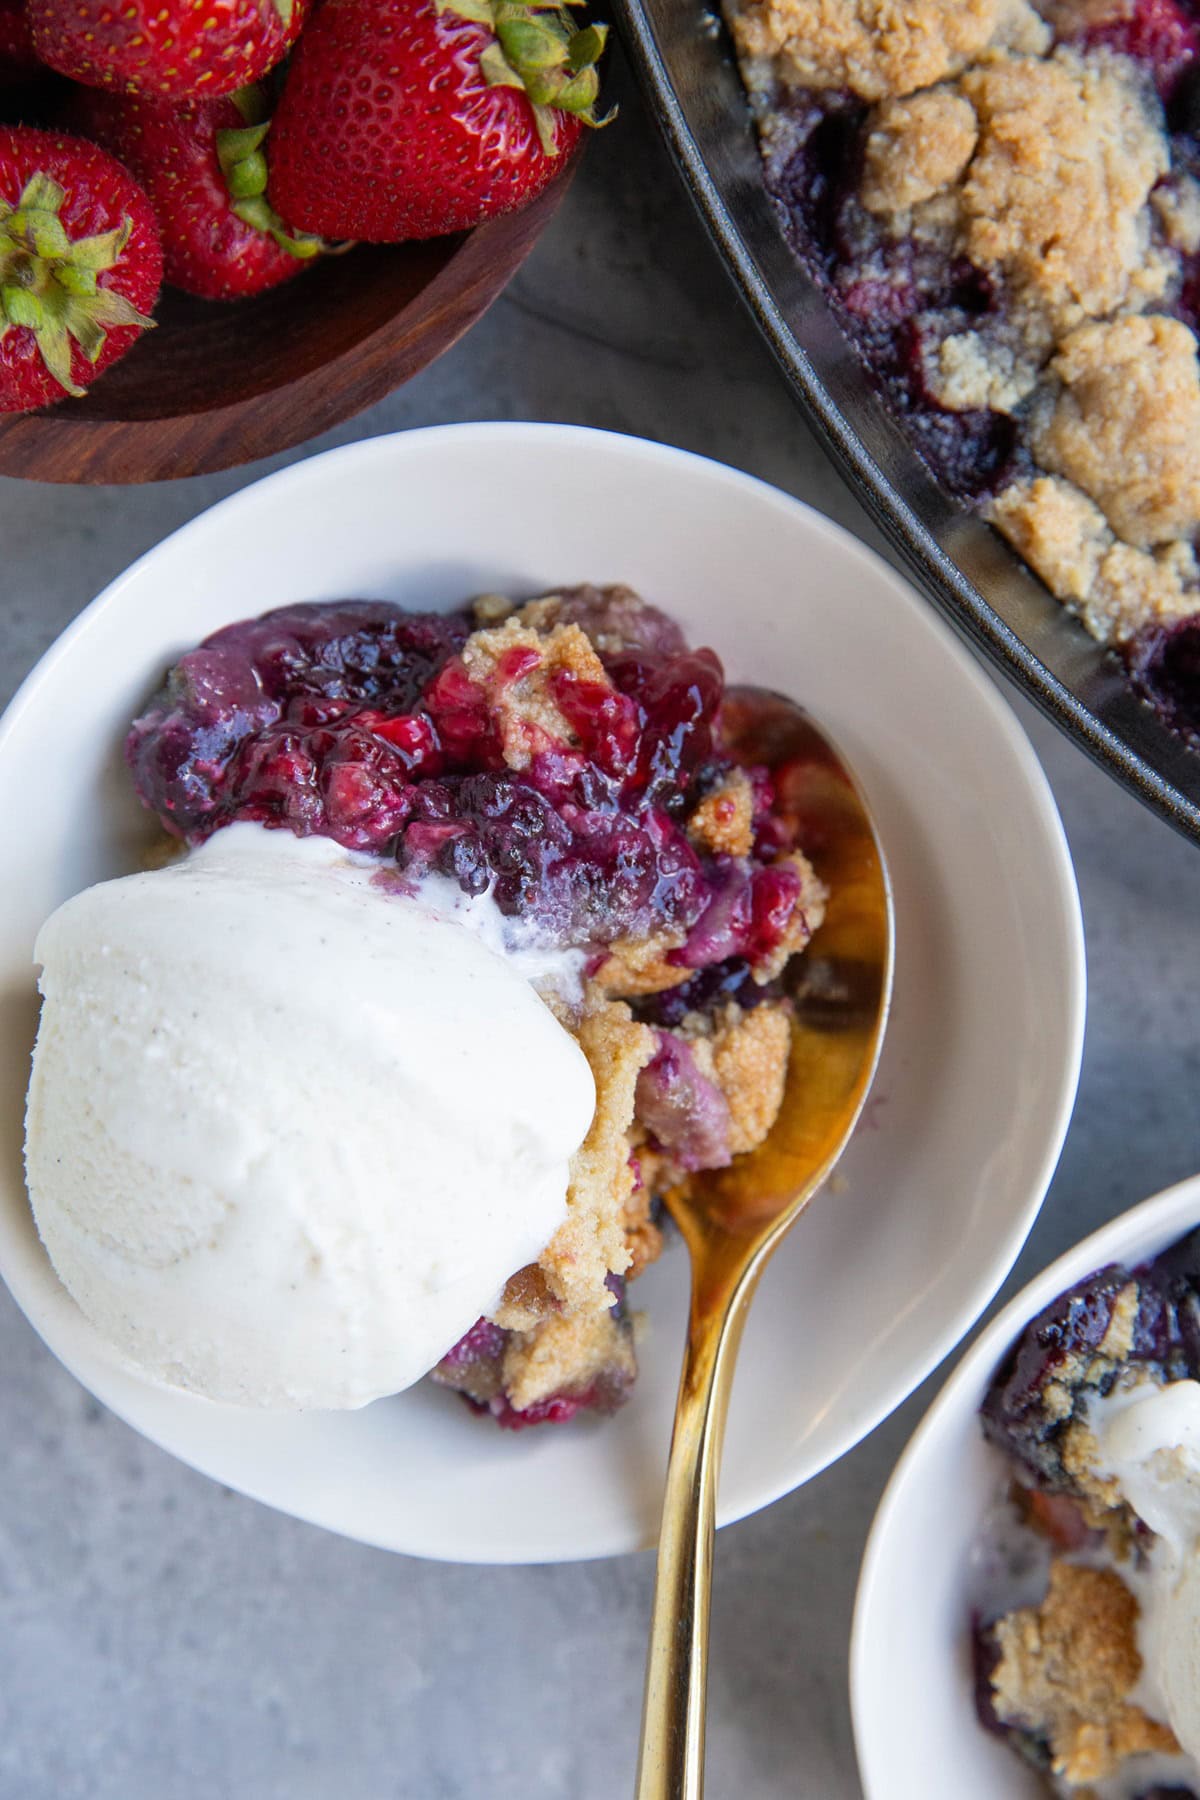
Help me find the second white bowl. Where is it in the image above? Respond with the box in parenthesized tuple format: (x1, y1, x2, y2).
(852, 1174, 1200, 1799)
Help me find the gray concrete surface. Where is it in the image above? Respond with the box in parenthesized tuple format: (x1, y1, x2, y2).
(1, 55, 1199, 1800)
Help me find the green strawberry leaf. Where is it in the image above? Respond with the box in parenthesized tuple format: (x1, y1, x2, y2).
(17, 174, 64, 214)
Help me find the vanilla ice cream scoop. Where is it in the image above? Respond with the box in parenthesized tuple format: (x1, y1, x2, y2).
(1092, 1377, 1200, 1761)
(24, 824, 595, 1410)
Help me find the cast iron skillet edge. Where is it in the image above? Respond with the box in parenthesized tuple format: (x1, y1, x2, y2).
(614, 0, 1200, 845)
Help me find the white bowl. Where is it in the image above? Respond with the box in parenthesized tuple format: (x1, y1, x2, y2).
(0, 423, 1085, 1563)
(851, 1174, 1200, 1798)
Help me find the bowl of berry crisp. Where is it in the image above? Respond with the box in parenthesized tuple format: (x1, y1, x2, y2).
(853, 1174, 1200, 1800)
(616, 0, 1200, 844)
(0, 0, 594, 480)
(0, 422, 1084, 1561)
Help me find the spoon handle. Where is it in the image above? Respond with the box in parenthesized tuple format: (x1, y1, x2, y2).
(635, 1255, 755, 1800)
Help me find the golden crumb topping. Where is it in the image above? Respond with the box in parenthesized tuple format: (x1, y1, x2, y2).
(1031, 315, 1200, 549)
(688, 768, 757, 858)
(928, 327, 1043, 414)
(990, 476, 1112, 603)
(501, 1304, 637, 1413)
(1153, 175, 1200, 256)
(461, 618, 610, 771)
(681, 1000, 792, 1155)
(959, 51, 1167, 330)
(535, 998, 655, 1313)
(729, 0, 1047, 102)
(990, 476, 1199, 642)
(990, 1560, 1178, 1784)
(621, 1167, 664, 1281)
(861, 88, 979, 214)
(589, 930, 690, 998)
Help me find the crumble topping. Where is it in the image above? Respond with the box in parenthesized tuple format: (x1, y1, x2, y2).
(930, 326, 1043, 414)
(729, 0, 1048, 104)
(590, 929, 690, 996)
(988, 1560, 1178, 1784)
(688, 767, 757, 858)
(860, 87, 979, 214)
(1030, 315, 1200, 550)
(460, 618, 610, 771)
(1095, 1279, 1141, 1363)
(990, 476, 1198, 642)
(621, 1164, 664, 1281)
(537, 998, 656, 1313)
(501, 1303, 638, 1412)
(678, 1000, 793, 1154)
(728, 0, 1200, 666)
(958, 51, 1168, 332)
(1153, 173, 1200, 255)
(487, 995, 792, 1391)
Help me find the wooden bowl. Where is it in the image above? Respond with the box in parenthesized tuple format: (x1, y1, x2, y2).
(0, 166, 573, 484)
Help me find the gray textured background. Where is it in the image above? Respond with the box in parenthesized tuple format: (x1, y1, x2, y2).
(2, 58, 1199, 1799)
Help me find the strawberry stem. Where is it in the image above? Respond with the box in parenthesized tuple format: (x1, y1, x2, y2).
(439, 0, 615, 149)
(0, 173, 153, 399)
(215, 111, 330, 261)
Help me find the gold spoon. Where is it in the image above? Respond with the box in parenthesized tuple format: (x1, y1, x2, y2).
(634, 697, 894, 1800)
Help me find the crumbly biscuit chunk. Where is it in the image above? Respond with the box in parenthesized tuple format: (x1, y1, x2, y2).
(729, 0, 1047, 103)
(990, 476, 1111, 603)
(929, 326, 1044, 413)
(537, 998, 656, 1312)
(461, 618, 610, 771)
(959, 51, 1167, 331)
(990, 476, 1199, 642)
(861, 88, 978, 214)
(1085, 541, 1199, 643)
(1031, 315, 1200, 549)
(990, 1560, 1178, 1783)
(590, 930, 690, 998)
(501, 1304, 637, 1412)
(688, 768, 757, 858)
(684, 1001, 792, 1155)
(1154, 175, 1200, 256)
(622, 1169, 664, 1281)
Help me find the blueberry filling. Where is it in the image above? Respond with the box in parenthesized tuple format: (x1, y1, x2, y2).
(127, 593, 819, 1429)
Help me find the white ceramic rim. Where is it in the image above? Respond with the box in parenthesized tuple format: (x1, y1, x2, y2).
(0, 424, 1087, 1561)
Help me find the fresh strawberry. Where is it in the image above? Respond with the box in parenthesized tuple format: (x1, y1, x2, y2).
(0, 0, 40, 85)
(72, 85, 321, 300)
(28, 0, 311, 102)
(0, 126, 160, 412)
(268, 0, 610, 243)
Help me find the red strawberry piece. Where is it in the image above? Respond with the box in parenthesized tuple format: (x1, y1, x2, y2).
(0, 126, 161, 412)
(268, 0, 611, 243)
(28, 0, 311, 103)
(72, 85, 322, 300)
(0, 0, 40, 84)
(1017, 1486, 1097, 1552)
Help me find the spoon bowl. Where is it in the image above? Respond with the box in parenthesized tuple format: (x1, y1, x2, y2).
(635, 702, 894, 1798)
